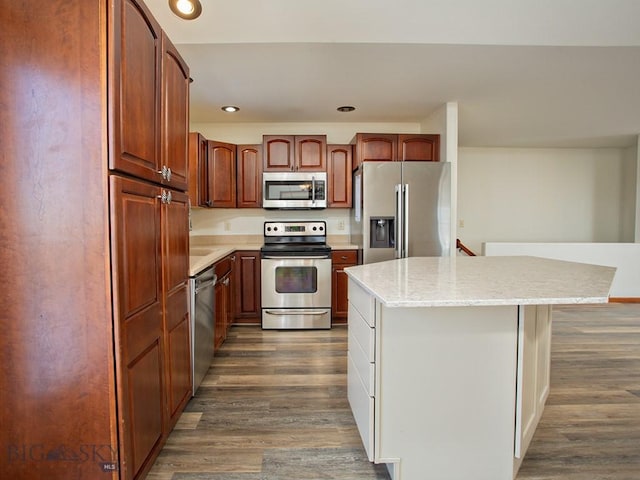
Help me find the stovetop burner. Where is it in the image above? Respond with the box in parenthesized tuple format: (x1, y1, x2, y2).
(261, 221, 330, 257)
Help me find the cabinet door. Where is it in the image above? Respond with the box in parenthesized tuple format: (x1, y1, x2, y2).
(332, 250, 358, 324)
(397, 134, 440, 162)
(110, 175, 165, 480)
(111, 0, 162, 184)
(234, 251, 262, 323)
(207, 140, 236, 207)
(161, 33, 189, 191)
(188, 132, 209, 206)
(353, 133, 397, 170)
(214, 279, 226, 350)
(214, 256, 233, 348)
(327, 144, 352, 207)
(236, 144, 263, 208)
(295, 135, 327, 171)
(263, 135, 295, 171)
(161, 189, 191, 427)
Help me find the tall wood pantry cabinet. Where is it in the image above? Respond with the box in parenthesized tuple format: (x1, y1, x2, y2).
(1, 1, 191, 479)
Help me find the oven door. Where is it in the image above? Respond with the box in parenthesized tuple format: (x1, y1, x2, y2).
(261, 256, 331, 329)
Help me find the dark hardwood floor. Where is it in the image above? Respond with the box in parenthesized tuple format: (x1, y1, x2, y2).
(147, 303, 640, 480)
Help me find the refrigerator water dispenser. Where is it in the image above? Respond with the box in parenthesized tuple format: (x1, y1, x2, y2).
(369, 217, 395, 248)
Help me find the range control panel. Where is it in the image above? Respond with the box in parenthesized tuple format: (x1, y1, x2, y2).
(263, 221, 326, 238)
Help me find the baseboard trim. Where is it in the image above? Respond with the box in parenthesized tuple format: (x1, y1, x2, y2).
(609, 297, 640, 303)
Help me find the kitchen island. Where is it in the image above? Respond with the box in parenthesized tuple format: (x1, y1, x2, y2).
(344, 256, 615, 480)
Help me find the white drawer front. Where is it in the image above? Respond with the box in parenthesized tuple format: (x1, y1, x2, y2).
(347, 352, 375, 462)
(348, 302, 375, 361)
(348, 279, 375, 326)
(348, 322, 375, 396)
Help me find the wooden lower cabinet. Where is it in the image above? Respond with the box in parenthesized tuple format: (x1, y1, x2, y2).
(331, 250, 358, 324)
(234, 251, 262, 324)
(111, 176, 191, 479)
(110, 176, 165, 479)
(214, 254, 235, 349)
(161, 190, 191, 429)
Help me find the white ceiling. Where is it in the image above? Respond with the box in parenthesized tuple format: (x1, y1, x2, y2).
(146, 0, 640, 147)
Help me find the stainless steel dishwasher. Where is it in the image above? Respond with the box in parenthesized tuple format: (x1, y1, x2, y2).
(189, 266, 217, 395)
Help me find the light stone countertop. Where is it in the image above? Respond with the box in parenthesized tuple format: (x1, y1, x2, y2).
(188, 239, 358, 277)
(344, 255, 616, 307)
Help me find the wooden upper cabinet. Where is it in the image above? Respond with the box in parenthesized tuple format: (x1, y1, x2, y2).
(237, 144, 263, 208)
(352, 133, 397, 170)
(295, 135, 327, 171)
(207, 140, 236, 207)
(111, 0, 162, 183)
(327, 144, 352, 208)
(188, 132, 209, 207)
(352, 133, 441, 169)
(263, 135, 294, 171)
(398, 134, 440, 162)
(263, 135, 327, 171)
(161, 32, 189, 191)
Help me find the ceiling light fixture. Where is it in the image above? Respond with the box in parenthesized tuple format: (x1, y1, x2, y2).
(168, 0, 202, 20)
(337, 105, 356, 112)
(221, 106, 240, 113)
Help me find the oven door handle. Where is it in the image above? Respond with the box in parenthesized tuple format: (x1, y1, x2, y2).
(264, 310, 330, 316)
(262, 255, 329, 260)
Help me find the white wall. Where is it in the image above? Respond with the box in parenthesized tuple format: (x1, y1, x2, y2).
(485, 242, 640, 298)
(622, 140, 639, 242)
(457, 147, 636, 254)
(191, 207, 350, 237)
(634, 136, 640, 242)
(421, 102, 459, 256)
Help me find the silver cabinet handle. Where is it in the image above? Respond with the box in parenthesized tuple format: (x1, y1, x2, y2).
(157, 165, 168, 179)
(264, 310, 329, 316)
(157, 165, 172, 182)
(156, 190, 172, 204)
(262, 255, 329, 260)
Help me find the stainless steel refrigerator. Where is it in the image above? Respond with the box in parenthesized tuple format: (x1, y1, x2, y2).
(350, 161, 451, 264)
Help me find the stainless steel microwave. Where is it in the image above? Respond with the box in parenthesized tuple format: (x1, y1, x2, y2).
(262, 172, 327, 209)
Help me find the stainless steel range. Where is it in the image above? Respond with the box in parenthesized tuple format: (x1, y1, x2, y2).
(261, 221, 332, 329)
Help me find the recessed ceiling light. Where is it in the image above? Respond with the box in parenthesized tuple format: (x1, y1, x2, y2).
(168, 0, 202, 20)
(337, 105, 356, 112)
(221, 106, 240, 113)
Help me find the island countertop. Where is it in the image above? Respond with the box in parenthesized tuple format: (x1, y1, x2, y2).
(344, 255, 616, 307)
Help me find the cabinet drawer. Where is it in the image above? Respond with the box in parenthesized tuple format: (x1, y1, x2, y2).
(214, 256, 232, 277)
(348, 302, 375, 361)
(349, 324, 375, 396)
(347, 352, 374, 462)
(348, 279, 375, 326)
(331, 250, 357, 264)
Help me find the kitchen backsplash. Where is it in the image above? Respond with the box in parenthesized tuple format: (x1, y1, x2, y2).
(190, 208, 351, 237)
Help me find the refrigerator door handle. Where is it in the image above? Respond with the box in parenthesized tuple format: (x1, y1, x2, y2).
(403, 183, 409, 258)
(395, 184, 403, 259)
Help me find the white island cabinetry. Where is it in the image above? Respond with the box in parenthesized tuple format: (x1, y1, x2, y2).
(345, 256, 615, 480)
